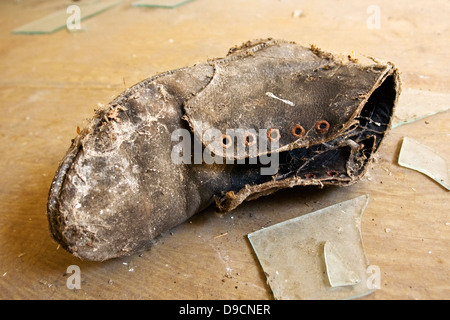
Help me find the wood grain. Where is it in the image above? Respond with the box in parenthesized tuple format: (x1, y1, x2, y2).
(0, 0, 448, 299)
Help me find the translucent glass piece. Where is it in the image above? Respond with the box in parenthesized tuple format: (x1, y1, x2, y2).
(12, 1, 121, 35)
(324, 241, 360, 287)
(398, 137, 450, 190)
(247, 195, 375, 300)
(392, 89, 450, 128)
(131, 0, 195, 8)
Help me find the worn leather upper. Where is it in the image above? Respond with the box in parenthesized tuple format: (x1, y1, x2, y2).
(184, 39, 396, 160)
(47, 39, 400, 261)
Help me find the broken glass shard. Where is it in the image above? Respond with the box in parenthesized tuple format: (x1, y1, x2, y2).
(131, 0, 195, 8)
(247, 195, 375, 300)
(398, 137, 450, 190)
(12, 1, 121, 35)
(324, 241, 360, 287)
(392, 89, 450, 128)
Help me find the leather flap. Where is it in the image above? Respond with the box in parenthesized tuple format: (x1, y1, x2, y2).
(182, 40, 395, 160)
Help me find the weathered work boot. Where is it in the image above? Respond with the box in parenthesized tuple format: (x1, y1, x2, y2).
(47, 39, 400, 261)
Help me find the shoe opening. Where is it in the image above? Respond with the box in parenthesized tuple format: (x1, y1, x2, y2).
(228, 74, 397, 192)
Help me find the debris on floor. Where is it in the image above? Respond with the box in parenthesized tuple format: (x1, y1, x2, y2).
(398, 137, 449, 190)
(291, 10, 303, 18)
(247, 195, 375, 300)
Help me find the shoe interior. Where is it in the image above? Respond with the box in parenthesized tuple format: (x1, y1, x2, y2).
(228, 74, 397, 192)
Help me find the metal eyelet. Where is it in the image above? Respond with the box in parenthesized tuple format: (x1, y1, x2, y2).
(315, 120, 330, 134)
(220, 134, 233, 148)
(267, 128, 281, 142)
(291, 124, 306, 138)
(326, 170, 339, 177)
(243, 131, 257, 147)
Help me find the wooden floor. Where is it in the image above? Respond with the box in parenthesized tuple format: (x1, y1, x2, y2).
(0, 0, 448, 300)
